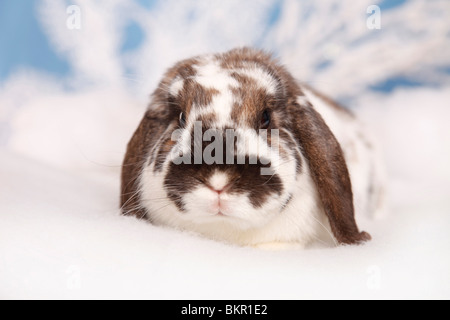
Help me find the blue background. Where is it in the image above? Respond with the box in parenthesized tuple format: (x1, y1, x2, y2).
(0, 0, 447, 95)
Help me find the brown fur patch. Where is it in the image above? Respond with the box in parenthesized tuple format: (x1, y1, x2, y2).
(165, 158, 283, 210)
(121, 108, 173, 218)
(287, 101, 370, 244)
(180, 81, 220, 114)
(120, 56, 202, 217)
(154, 138, 176, 173)
(197, 112, 217, 127)
(230, 88, 273, 128)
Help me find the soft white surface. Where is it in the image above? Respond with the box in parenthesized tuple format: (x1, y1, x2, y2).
(1, 87, 449, 299)
(1, 0, 450, 299)
(0, 150, 448, 300)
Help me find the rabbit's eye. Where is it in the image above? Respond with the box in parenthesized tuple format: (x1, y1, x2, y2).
(260, 109, 271, 129)
(179, 112, 186, 127)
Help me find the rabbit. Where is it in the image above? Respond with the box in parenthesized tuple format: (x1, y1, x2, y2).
(121, 47, 385, 249)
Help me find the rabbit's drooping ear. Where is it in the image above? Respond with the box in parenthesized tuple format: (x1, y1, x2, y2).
(289, 100, 371, 245)
(121, 105, 174, 219)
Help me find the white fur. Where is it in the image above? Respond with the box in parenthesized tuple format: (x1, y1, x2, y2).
(209, 172, 229, 191)
(194, 60, 238, 127)
(235, 65, 278, 94)
(169, 76, 184, 96)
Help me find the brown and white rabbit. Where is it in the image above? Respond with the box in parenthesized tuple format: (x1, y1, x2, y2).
(121, 48, 384, 249)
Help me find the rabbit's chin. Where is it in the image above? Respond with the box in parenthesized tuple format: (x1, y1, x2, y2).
(178, 186, 289, 230)
(144, 185, 289, 231)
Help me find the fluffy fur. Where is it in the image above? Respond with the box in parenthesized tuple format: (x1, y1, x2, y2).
(121, 48, 383, 248)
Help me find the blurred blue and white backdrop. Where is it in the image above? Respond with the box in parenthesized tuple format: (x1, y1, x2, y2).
(0, 0, 449, 194)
